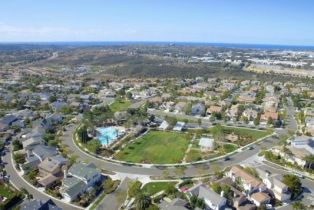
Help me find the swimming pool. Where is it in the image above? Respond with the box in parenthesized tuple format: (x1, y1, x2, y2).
(96, 127, 119, 145)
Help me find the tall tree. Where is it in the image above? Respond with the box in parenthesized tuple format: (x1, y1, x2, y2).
(135, 193, 151, 210)
(282, 174, 302, 199)
(303, 155, 314, 169)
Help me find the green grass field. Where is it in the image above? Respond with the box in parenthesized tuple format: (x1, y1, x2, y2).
(185, 148, 202, 162)
(110, 99, 131, 112)
(114, 130, 190, 164)
(142, 182, 177, 196)
(223, 143, 238, 153)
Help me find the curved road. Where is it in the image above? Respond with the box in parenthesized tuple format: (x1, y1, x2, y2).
(3, 97, 298, 209)
(61, 97, 297, 178)
(62, 124, 278, 178)
(3, 147, 81, 210)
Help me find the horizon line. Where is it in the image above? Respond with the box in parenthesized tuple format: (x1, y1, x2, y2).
(0, 40, 314, 49)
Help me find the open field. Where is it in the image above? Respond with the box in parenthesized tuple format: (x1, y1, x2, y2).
(142, 182, 177, 196)
(109, 99, 131, 112)
(114, 130, 190, 164)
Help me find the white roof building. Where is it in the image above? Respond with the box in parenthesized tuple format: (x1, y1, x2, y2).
(198, 137, 215, 151)
(159, 121, 169, 130)
(173, 121, 185, 131)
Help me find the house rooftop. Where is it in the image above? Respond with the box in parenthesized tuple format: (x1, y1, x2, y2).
(68, 162, 100, 181)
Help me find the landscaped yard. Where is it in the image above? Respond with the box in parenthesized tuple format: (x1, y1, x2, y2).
(221, 126, 269, 140)
(114, 130, 190, 164)
(142, 182, 177, 196)
(222, 143, 238, 153)
(0, 183, 23, 209)
(110, 99, 131, 112)
(185, 148, 202, 162)
(0, 183, 15, 199)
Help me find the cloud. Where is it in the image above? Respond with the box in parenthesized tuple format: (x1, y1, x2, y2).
(0, 22, 137, 41)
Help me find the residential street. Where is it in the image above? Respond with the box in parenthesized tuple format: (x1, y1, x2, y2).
(96, 178, 130, 210)
(3, 146, 82, 210)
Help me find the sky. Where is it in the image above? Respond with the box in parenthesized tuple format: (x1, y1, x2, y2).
(0, 0, 314, 45)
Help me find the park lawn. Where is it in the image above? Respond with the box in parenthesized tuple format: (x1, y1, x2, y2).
(142, 182, 177, 196)
(185, 148, 202, 162)
(110, 99, 131, 112)
(221, 126, 269, 140)
(0, 183, 15, 199)
(114, 130, 190, 164)
(223, 144, 238, 153)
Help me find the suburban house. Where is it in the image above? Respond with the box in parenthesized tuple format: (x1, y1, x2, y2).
(38, 155, 68, 188)
(191, 103, 205, 116)
(271, 146, 307, 168)
(227, 105, 240, 121)
(250, 192, 271, 207)
(49, 101, 67, 111)
(305, 116, 314, 135)
(22, 137, 44, 151)
(206, 105, 223, 116)
(291, 135, 314, 155)
(20, 199, 61, 210)
(188, 183, 226, 210)
(256, 168, 291, 202)
(174, 102, 187, 114)
(173, 121, 185, 131)
(159, 121, 169, 130)
(0, 115, 18, 132)
(263, 100, 278, 113)
(21, 145, 58, 174)
(62, 163, 101, 201)
(260, 112, 278, 122)
(198, 137, 215, 152)
(238, 92, 256, 104)
(242, 108, 258, 121)
(227, 166, 266, 195)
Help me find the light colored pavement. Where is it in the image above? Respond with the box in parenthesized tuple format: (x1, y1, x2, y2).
(96, 178, 130, 210)
(3, 146, 82, 210)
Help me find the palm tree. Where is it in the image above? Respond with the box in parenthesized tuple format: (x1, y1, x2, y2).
(21, 188, 32, 201)
(135, 193, 151, 210)
(292, 201, 305, 210)
(303, 155, 314, 169)
(196, 198, 205, 209)
(189, 195, 198, 209)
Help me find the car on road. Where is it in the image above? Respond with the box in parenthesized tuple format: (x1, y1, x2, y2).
(248, 146, 254, 150)
(224, 156, 230, 161)
(293, 172, 304, 179)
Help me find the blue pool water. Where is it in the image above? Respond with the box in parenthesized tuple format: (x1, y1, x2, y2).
(97, 127, 119, 145)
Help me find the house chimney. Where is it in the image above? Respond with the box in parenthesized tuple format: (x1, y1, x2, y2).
(62, 165, 68, 179)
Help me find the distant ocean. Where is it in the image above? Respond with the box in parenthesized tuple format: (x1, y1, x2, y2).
(1, 41, 314, 51)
